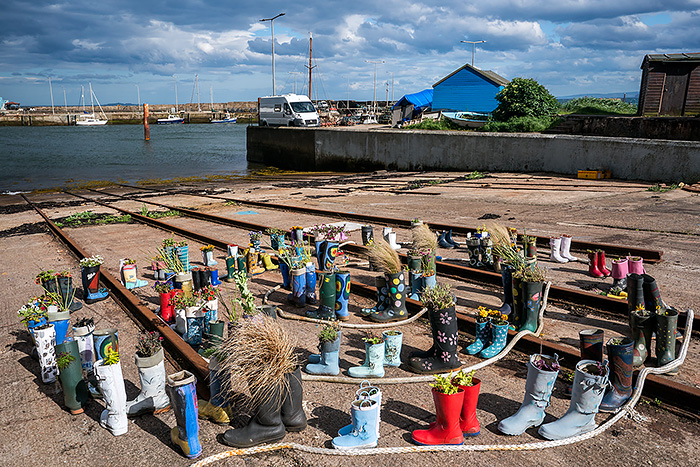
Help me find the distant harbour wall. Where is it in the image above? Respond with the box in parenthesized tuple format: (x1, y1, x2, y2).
(247, 126, 700, 183)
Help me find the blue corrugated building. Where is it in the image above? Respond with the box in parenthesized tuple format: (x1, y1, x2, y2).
(432, 64, 508, 113)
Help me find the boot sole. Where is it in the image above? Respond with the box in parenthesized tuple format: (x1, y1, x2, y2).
(284, 422, 307, 432)
(367, 316, 409, 323)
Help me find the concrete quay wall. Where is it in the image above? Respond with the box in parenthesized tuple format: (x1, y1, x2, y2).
(247, 126, 700, 182)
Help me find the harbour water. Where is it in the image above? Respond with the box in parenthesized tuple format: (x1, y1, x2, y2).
(0, 123, 251, 193)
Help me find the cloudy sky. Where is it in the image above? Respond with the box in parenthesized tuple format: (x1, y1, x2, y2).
(1, 0, 699, 106)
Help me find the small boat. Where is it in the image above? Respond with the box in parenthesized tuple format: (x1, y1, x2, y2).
(441, 111, 489, 128)
(157, 114, 185, 124)
(75, 83, 108, 126)
(210, 112, 237, 124)
(76, 113, 108, 126)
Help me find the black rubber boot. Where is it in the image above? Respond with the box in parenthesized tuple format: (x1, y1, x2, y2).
(656, 309, 679, 375)
(280, 367, 307, 432)
(626, 273, 645, 313)
(361, 225, 374, 246)
(408, 308, 436, 359)
(642, 274, 666, 312)
(191, 267, 201, 291)
(408, 305, 461, 374)
(222, 384, 286, 448)
(437, 231, 454, 249)
(369, 272, 408, 323)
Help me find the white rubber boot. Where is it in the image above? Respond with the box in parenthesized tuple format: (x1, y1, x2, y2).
(387, 232, 401, 250)
(34, 324, 58, 384)
(382, 227, 392, 243)
(559, 235, 579, 262)
(95, 359, 128, 436)
(126, 348, 171, 417)
(549, 237, 569, 263)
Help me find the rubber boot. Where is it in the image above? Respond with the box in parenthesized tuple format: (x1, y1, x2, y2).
(587, 251, 603, 278)
(280, 366, 307, 432)
(198, 356, 233, 425)
(93, 328, 119, 362)
(126, 348, 171, 417)
(411, 388, 465, 445)
(511, 274, 523, 329)
(80, 264, 109, 304)
(458, 377, 481, 436)
(222, 381, 286, 448)
(335, 270, 351, 321)
(361, 225, 374, 246)
(285, 267, 306, 308)
(538, 359, 609, 440)
(445, 230, 460, 247)
(627, 273, 645, 313)
(95, 359, 128, 436)
(409, 305, 461, 374)
(47, 310, 70, 345)
(382, 330, 403, 367)
(55, 338, 88, 414)
(224, 256, 236, 282)
(386, 232, 401, 250)
(349, 342, 385, 378)
(209, 268, 221, 286)
(305, 331, 341, 375)
(596, 250, 611, 277)
(121, 262, 148, 289)
(260, 253, 277, 272)
(382, 227, 392, 243)
(629, 309, 653, 367)
(236, 255, 247, 275)
(73, 322, 95, 373)
(497, 265, 514, 316)
(611, 258, 628, 291)
(184, 313, 205, 346)
(656, 309, 679, 375)
(306, 271, 336, 320)
(332, 399, 379, 449)
(247, 249, 265, 276)
(559, 235, 578, 261)
(549, 237, 568, 263)
(279, 261, 291, 290)
(464, 320, 490, 355)
(422, 273, 437, 296)
(34, 324, 58, 383)
(477, 321, 508, 359)
(202, 250, 217, 267)
(628, 256, 645, 275)
(498, 354, 560, 435)
(175, 245, 190, 272)
(525, 242, 537, 259)
(191, 267, 202, 291)
(580, 329, 604, 361)
(321, 241, 339, 271)
(600, 338, 633, 412)
(437, 231, 454, 249)
(167, 371, 202, 458)
(369, 271, 408, 323)
(408, 271, 423, 301)
(339, 382, 382, 437)
(304, 262, 317, 305)
(158, 290, 175, 323)
(642, 274, 666, 312)
(519, 281, 543, 332)
(57, 276, 82, 312)
(361, 276, 388, 316)
(315, 240, 327, 271)
(481, 236, 494, 267)
(467, 236, 480, 266)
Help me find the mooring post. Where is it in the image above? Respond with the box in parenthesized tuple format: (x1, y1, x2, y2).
(144, 103, 150, 141)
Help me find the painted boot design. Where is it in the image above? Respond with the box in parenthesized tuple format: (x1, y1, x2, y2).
(73, 321, 95, 374)
(236, 255, 247, 275)
(580, 329, 604, 361)
(477, 320, 508, 359)
(549, 237, 568, 263)
(382, 330, 403, 367)
(600, 338, 633, 412)
(559, 235, 578, 261)
(167, 370, 202, 458)
(642, 274, 666, 312)
(538, 359, 609, 440)
(332, 399, 379, 449)
(56, 338, 88, 414)
(361, 276, 388, 316)
(121, 261, 149, 289)
(587, 251, 603, 278)
(498, 354, 559, 435)
(126, 348, 171, 417)
(175, 245, 190, 272)
(361, 225, 374, 246)
(596, 250, 611, 277)
(629, 308, 653, 367)
(305, 262, 317, 305)
(306, 271, 335, 320)
(656, 309, 679, 375)
(409, 305, 461, 374)
(610, 258, 628, 291)
(627, 273, 645, 313)
(80, 264, 109, 304)
(287, 267, 307, 308)
(305, 331, 341, 376)
(411, 388, 465, 445)
(369, 271, 408, 323)
(95, 358, 128, 436)
(519, 280, 543, 332)
(247, 249, 265, 276)
(321, 241, 339, 271)
(47, 310, 70, 345)
(464, 319, 490, 355)
(34, 324, 58, 383)
(198, 356, 233, 425)
(224, 256, 237, 283)
(335, 270, 351, 321)
(348, 342, 385, 378)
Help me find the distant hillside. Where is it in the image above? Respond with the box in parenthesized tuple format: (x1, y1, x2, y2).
(558, 91, 638, 101)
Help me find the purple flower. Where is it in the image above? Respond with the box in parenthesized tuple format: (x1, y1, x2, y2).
(440, 312, 452, 325)
(441, 351, 450, 362)
(437, 330, 446, 343)
(423, 361, 432, 370)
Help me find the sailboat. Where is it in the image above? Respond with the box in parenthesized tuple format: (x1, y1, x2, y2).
(75, 83, 108, 126)
(158, 76, 185, 124)
(209, 86, 236, 123)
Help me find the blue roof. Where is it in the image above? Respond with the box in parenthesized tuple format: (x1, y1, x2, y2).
(392, 88, 433, 113)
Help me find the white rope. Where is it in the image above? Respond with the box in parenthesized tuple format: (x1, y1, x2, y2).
(188, 307, 692, 466)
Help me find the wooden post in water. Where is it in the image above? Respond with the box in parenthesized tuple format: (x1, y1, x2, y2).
(144, 104, 150, 141)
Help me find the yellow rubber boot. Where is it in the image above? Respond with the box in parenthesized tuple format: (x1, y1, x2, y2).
(262, 253, 279, 270)
(198, 399, 233, 425)
(247, 249, 265, 275)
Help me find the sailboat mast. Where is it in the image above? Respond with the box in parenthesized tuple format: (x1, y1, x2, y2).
(308, 33, 312, 99)
(89, 83, 95, 114)
(196, 74, 201, 111)
(80, 85, 85, 112)
(210, 86, 214, 112)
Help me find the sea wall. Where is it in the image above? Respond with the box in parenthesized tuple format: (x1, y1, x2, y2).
(247, 126, 700, 182)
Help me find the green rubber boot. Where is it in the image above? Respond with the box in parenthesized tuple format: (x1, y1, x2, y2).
(306, 271, 336, 320)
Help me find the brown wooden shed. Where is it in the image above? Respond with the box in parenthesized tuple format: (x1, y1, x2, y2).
(638, 52, 700, 116)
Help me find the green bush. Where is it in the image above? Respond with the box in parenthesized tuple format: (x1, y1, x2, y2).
(404, 117, 464, 131)
(481, 115, 561, 133)
(493, 78, 560, 121)
(562, 97, 637, 115)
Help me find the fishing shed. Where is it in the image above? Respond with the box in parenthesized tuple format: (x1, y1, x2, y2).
(432, 63, 508, 113)
(391, 88, 433, 126)
(637, 52, 700, 116)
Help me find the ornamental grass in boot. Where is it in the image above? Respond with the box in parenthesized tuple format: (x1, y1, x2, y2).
(514, 264, 547, 333)
(366, 239, 408, 323)
(411, 373, 464, 446)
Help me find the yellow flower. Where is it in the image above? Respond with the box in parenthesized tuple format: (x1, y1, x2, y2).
(635, 303, 645, 312)
(500, 314, 508, 321)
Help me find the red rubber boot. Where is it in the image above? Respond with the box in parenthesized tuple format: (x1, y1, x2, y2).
(412, 388, 465, 445)
(596, 250, 611, 277)
(458, 379, 481, 436)
(588, 251, 604, 278)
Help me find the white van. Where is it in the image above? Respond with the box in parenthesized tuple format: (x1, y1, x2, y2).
(258, 94, 320, 127)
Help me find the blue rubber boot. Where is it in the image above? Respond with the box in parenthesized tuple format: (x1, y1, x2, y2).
(538, 359, 609, 440)
(167, 370, 202, 458)
(477, 321, 508, 358)
(348, 342, 385, 378)
(464, 320, 490, 355)
(198, 356, 233, 425)
(332, 399, 379, 449)
(382, 330, 403, 367)
(47, 310, 70, 345)
(335, 271, 350, 321)
(175, 245, 190, 272)
(315, 240, 326, 271)
(600, 338, 633, 413)
(279, 261, 291, 290)
(209, 268, 221, 286)
(519, 280, 543, 332)
(339, 382, 382, 437)
(184, 316, 204, 346)
(498, 354, 559, 435)
(437, 231, 454, 249)
(361, 276, 388, 316)
(287, 267, 307, 308)
(497, 265, 514, 316)
(445, 230, 460, 247)
(305, 263, 317, 305)
(305, 331, 341, 376)
(408, 272, 423, 301)
(422, 273, 436, 297)
(321, 241, 339, 271)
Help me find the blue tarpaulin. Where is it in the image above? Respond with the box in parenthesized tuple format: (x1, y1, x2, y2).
(392, 89, 433, 114)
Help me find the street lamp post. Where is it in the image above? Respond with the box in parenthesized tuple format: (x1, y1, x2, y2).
(460, 40, 486, 67)
(260, 12, 286, 95)
(365, 59, 385, 114)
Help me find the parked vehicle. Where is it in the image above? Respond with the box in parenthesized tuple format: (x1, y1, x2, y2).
(258, 94, 320, 127)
